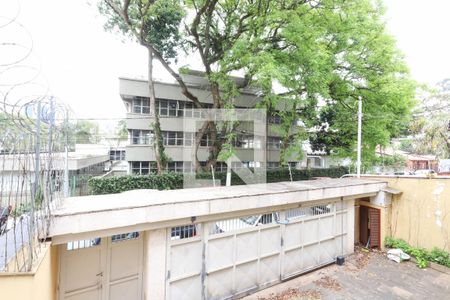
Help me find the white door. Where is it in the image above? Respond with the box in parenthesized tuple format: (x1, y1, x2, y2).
(59, 239, 104, 300)
(59, 233, 143, 300)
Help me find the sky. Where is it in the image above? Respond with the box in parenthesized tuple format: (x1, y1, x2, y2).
(1, 0, 450, 128)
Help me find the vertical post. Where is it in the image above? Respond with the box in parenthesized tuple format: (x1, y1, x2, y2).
(64, 109, 69, 197)
(210, 164, 216, 187)
(226, 158, 231, 186)
(30, 100, 41, 263)
(357, 96, 363, 178)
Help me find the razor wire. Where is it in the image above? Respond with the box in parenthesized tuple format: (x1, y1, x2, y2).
(0, 1, 72, 272)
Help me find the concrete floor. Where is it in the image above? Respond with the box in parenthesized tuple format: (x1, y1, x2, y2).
(243, 249, 450, 300)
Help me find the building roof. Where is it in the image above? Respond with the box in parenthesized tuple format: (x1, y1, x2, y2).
(49, 178, 387, 243)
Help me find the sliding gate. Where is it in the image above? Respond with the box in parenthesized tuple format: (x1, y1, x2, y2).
(166, 200, 349, 300)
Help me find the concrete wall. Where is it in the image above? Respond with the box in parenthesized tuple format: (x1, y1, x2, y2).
(0, 244, 58, 300)
(366, 176, 450, 251)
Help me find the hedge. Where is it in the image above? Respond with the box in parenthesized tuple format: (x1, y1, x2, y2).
(88, 166, 348, 195)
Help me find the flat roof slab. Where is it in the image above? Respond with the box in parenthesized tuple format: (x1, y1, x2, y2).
(49, 178, 386, 243)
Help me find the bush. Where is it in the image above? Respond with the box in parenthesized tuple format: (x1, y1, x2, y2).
(429, 248, 450, 267)
(384, 237, 450, 269)
(88, 166, 348, 195)
(88, 173, 183, 195)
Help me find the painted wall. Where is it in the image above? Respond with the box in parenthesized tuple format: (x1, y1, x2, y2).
(0, 244, 58, 300)
(367, 176, 450, 251)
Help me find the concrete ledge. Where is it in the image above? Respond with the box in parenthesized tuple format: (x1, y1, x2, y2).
(49, 179, 385, 243)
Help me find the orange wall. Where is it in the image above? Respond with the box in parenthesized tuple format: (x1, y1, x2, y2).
(366, 176, 450, 251)
(0, 244, 59, 300)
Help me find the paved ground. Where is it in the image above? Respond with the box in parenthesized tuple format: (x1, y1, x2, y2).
(243, 248, 450, 300)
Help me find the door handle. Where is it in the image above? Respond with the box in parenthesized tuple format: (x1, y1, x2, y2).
(96, 272, 103, 277)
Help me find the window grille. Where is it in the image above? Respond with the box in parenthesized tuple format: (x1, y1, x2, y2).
(286, 204, 334, 221)
(209, 213, 276, 235)
(170, 224, 199, 240)
(67, 238, 101, 250)
(111, 232, 139, 243)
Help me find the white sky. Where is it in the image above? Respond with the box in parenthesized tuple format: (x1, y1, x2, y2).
(1, 0, 450, 126)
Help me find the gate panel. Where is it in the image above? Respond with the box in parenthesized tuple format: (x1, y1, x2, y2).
(60, 240, 103, 300)
(167, 232, 202, 300)
(60, 234, 143, 300)
(166, 200, 351, 300)
(107, 233, 143, 300)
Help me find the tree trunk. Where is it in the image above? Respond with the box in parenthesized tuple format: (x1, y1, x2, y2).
(147, 48, 165, 174)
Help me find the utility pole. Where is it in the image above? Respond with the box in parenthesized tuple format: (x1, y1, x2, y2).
(357, 96, 363, 178)
(63, 109, 69, 198)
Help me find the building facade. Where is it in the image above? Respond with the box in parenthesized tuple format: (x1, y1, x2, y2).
(120, 73, 303, 174)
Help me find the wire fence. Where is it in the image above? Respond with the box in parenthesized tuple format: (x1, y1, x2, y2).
(0, 2, 69, 272)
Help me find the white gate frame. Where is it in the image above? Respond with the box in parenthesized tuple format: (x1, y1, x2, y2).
(165, 198, 352, 300)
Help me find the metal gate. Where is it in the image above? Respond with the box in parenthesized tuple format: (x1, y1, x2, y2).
(166, 200, 349, 300)
(59, 232, 143, 300)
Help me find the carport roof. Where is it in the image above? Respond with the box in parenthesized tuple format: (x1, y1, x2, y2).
(49, 178, 387, 243)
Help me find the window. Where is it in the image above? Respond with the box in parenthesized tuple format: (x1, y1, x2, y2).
(268, 114, 281, 124)
(171, 224, 198, 240)
(162, 131, 184, 146)
(307, 157, 322, 168)
(110, 150, 125, 161)
(215, 162, 227, 172)
(288, 162, 297, 169)
(200, 134, 213, 147)
(131, 161, 157, 175)
(182, 161, 195, 173)
(167, 161, 184, 172)
(267, 137, 281, 150)
(112, 232, 139, 243)
(67, 238, 101, 250)
(133, 97, 150, 114)
(156, 99, 182, 117)
(131, 130, 153, 145)
(231, 161, 260, 169)
(267, 162, 280, 169)
(184, 102, 193, 117)
(184, 132, 194, 146)
(235, 135, 261, 149)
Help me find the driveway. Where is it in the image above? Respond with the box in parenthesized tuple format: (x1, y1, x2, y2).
(243, 248, 450, 300)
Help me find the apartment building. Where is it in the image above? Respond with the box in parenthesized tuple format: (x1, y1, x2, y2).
(119, 72, 301, 174)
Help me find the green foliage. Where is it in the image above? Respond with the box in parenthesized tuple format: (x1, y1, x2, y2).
(88, 167, 348, 194)
(115, 120, 128, 140)
(74, 120, 99, 144)
(99, 0, 184, 61)
(88, 172, 184, 195)
(374, 154, 406, 169)
(408, 80, 450, 159)
(12, 203, 32, 217)
(384, 237, 450, 269)
(429, 248, 450, 268)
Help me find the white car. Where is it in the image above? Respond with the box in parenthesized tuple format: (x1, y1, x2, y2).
(413, 169, 436, 176)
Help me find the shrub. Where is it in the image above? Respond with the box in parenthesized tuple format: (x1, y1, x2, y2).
(429, 248, 450, 267)
(88, 166, 348, 195)
(384, 237, 450, 269)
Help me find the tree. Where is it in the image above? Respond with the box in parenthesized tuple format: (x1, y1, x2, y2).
(98, 0, 416, 171)
(99, 0, 185, 174)
(183, 0, 416, 168)
(409, 80, 450, 158)
(74, 120, 99, 144)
